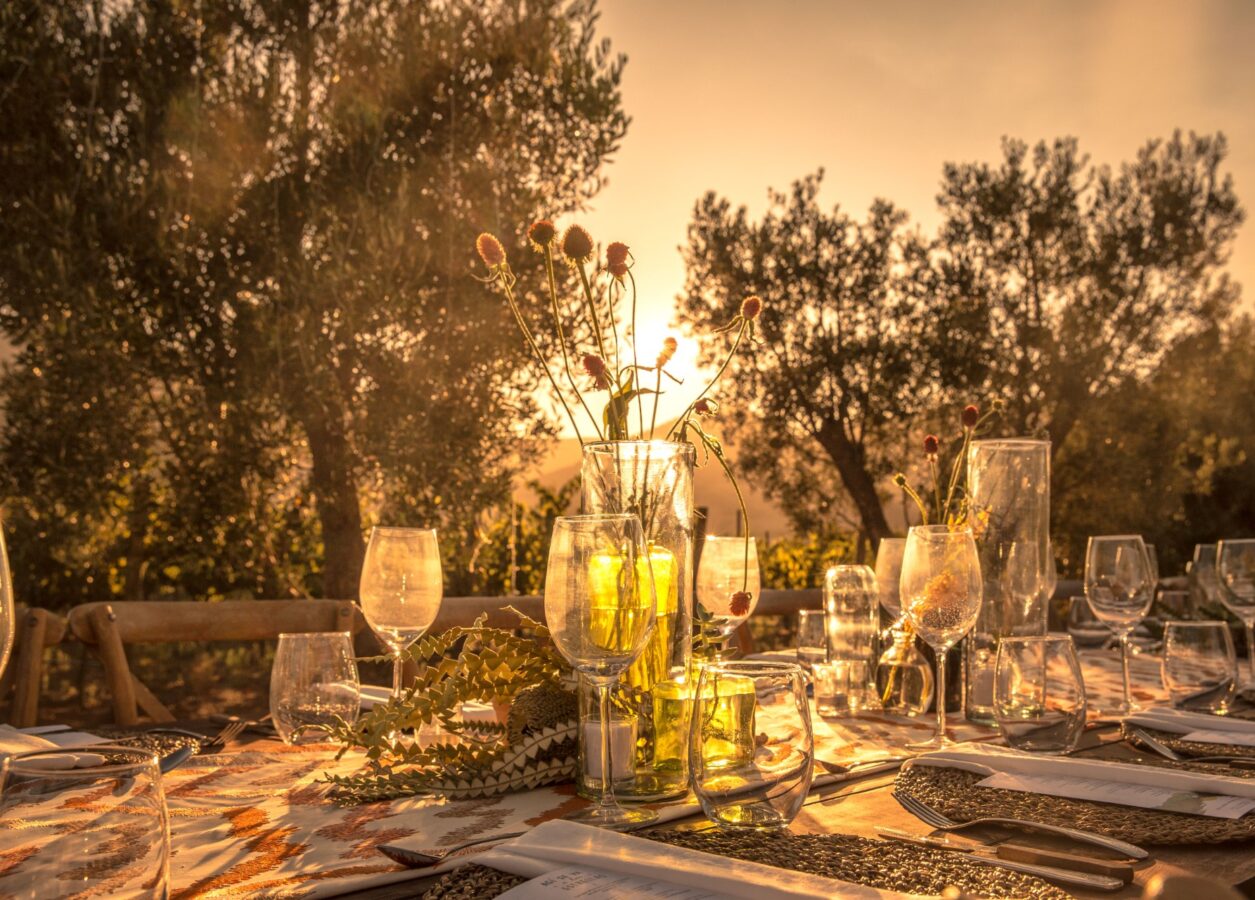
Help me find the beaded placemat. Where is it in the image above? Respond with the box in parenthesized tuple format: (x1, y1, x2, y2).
(1121, 723, 1255, 761)
(896, 763, 1255, 845)
(419, 831, 1071, 900)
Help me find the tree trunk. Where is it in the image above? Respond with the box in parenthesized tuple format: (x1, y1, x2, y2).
(815, 419, 893, 543)
(301, 403, 365, 599)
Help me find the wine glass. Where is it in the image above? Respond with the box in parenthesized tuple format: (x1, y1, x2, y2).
(545, 513, 657, 829)
(1084, 535, 1154, 715)
(1217, 539, 1255, 690)
(0, 526, 16, 681)
(696, 535, 760, 658)
(900, 525, 983, 750)
(874, 537, 907, 618)
(359, 527, 443, 701)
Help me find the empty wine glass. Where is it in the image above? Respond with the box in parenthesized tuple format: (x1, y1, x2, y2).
(545, 513, 657, 829)
(0, 745, 170, 898)
(270, 632, 361, 743)
(1084, 535, 1155, 715)
(900, 525, 983, 750)
(874, 537, 907, 618)
(1190, 544, 1223, 613)
(696, 535, 760, 658)
(1162, 620, 1237, 712)
(995, 635, 1087, 753)
(359, 527, 443, 701)
(1217, 539, 1255, 690)
(0, 526, 15, 681)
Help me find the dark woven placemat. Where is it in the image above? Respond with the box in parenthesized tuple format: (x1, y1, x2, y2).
(95, 726, 210, 758)
(419, 831, 1071, 900)
(896, 763, 1255, 845)
(1122, 723, 1255, 761)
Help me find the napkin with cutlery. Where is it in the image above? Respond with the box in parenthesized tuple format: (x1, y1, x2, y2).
(906, 745, 1255, 819)
(0, 724, 106, 770)
(467, 820, 923, 899)
(1125, 708, 1255, 748)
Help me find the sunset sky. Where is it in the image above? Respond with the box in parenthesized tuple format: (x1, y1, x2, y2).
(576, 0, 1255, 430)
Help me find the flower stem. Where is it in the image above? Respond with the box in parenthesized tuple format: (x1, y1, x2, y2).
(576, 262, 612, 377)
(628, 270, 644, 439)
(668, 321, 746, 440)
(544, 247, 602, 441)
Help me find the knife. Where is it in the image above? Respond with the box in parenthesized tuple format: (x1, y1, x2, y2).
(876, 828, 1130, 891)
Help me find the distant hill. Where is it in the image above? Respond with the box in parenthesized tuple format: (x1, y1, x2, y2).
(516, 421, 794, 540)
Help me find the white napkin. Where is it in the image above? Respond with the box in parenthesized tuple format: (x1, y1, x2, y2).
(1126, 708, 1255, 745)
(0, 725, 106, 770)
(906, 745, 1255, 817)
(469, 820, 922, 900)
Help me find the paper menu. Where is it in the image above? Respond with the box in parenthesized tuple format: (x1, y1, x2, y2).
(978, 771, 1255, 819)
(497, 866, 734, 899)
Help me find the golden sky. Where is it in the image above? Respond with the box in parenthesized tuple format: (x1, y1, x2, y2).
(575, 0, 1255, 429)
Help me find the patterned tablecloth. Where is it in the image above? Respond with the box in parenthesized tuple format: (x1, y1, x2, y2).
(160, 647, 1168, 898)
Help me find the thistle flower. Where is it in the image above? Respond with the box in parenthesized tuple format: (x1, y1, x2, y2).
(476, 233, 506, 269)
(562, 225, 594, 263)
(962, 404, 979, 429)
(582, 353, 610, 390)
(923, 434, 940, 457)
(606, 241, 631, 279)
(730, 591, 752, 617)
(528, 220, 556, 250)
(740, 296, 763, 320)
(657, 336, 677, 367)
(694, 398, 717, 417)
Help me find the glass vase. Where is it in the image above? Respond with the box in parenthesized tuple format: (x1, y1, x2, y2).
(578, 440, 695, 801)
(964, 438, 1051, 724)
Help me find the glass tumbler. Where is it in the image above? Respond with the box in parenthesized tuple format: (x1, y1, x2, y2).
(691, 661, 813, 830)
(270, 632, 362, 743)
(0, 746, 170, 899)
(994, 636, 1087, 753)
(795, 610, 827, 670)
(1162, 621, 1237, 712)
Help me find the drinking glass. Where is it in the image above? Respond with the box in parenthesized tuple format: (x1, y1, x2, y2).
(1190, 544, 1222, 613)
(795, 610, 827, 670)
(900, 525, 982, 750)
(0, 527, 15, 681)
(874, 537, 907, 618)
(1066, 595, 1111, 648)
(270, 632, 361, 743)
(691, 661, 813, 830)
(1162, 621, 1237, 712)
(1217, 539, 1255, 690)
(994, 636, 1087, 753)
(359, 527, 443, 700)
(823, 565, 879, 709)
(696, 535, 760, 658)
(1084, 535, 1155, 715)
(545, 513, 657, 829)
(0, 746, 170, 898)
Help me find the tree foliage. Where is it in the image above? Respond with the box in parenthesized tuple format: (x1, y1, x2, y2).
(0, 0, 627, 605)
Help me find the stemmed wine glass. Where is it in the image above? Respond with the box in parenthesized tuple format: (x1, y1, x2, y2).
(696, 535, 760, 659)
(359, 527, 443, 701)
(0, 526, 16, 681)
(900, 525, 983, 750)
(545, 513, 657, 829)
(1084, 535, 1154, 715)
(1217, 539, 1255, 691)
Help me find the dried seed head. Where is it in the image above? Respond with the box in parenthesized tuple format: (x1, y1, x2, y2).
(527, 220, 556, 249)
(562, 225, 594, 263)
(476, 233, 506, 268)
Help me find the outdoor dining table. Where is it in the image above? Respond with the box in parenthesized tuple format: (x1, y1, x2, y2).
(143, 647, 1255, 899)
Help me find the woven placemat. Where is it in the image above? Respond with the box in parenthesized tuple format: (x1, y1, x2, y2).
(1121, 723, 1255, 761)
(420, 831, 1071, 900)
(896, 763, 1255, 845)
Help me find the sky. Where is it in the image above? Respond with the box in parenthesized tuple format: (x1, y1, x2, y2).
(573, 0, 1255, 430)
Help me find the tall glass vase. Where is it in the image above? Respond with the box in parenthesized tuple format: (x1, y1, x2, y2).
(964, 439, 1051, 724)
(578, 440, 695, 801)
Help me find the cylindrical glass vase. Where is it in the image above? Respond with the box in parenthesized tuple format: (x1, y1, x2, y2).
(964, 438, 1051, 724)
(578, 440, 696, 801)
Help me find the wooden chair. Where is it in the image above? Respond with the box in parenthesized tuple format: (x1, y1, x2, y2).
(67, 599, 363, 726)
(5, 608, 68, 728)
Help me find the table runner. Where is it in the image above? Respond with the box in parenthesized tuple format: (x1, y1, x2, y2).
(161, 648, 1167, 898)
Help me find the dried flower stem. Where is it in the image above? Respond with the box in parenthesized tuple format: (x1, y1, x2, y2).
(628, 271, 644, 438)
(668, 321, 747, 440)
(543, 246, 602, 441)
(575, 262, 612, 382)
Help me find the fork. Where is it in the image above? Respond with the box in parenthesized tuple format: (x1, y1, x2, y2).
(198, 720, 247, 751)
(893, 790, 1148, 859)
(1129, 728, 1255, 768)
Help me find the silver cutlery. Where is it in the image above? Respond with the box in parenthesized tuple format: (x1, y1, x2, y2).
(893, 790, 1148, 859)
(817, 756, 909, 776)
(158, 745, 194, 774)
(381, 830, 530, 867)
(1130, 728, 1255, 768)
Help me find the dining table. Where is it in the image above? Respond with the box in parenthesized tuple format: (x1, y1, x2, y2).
(83, 645, 1255, 899)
